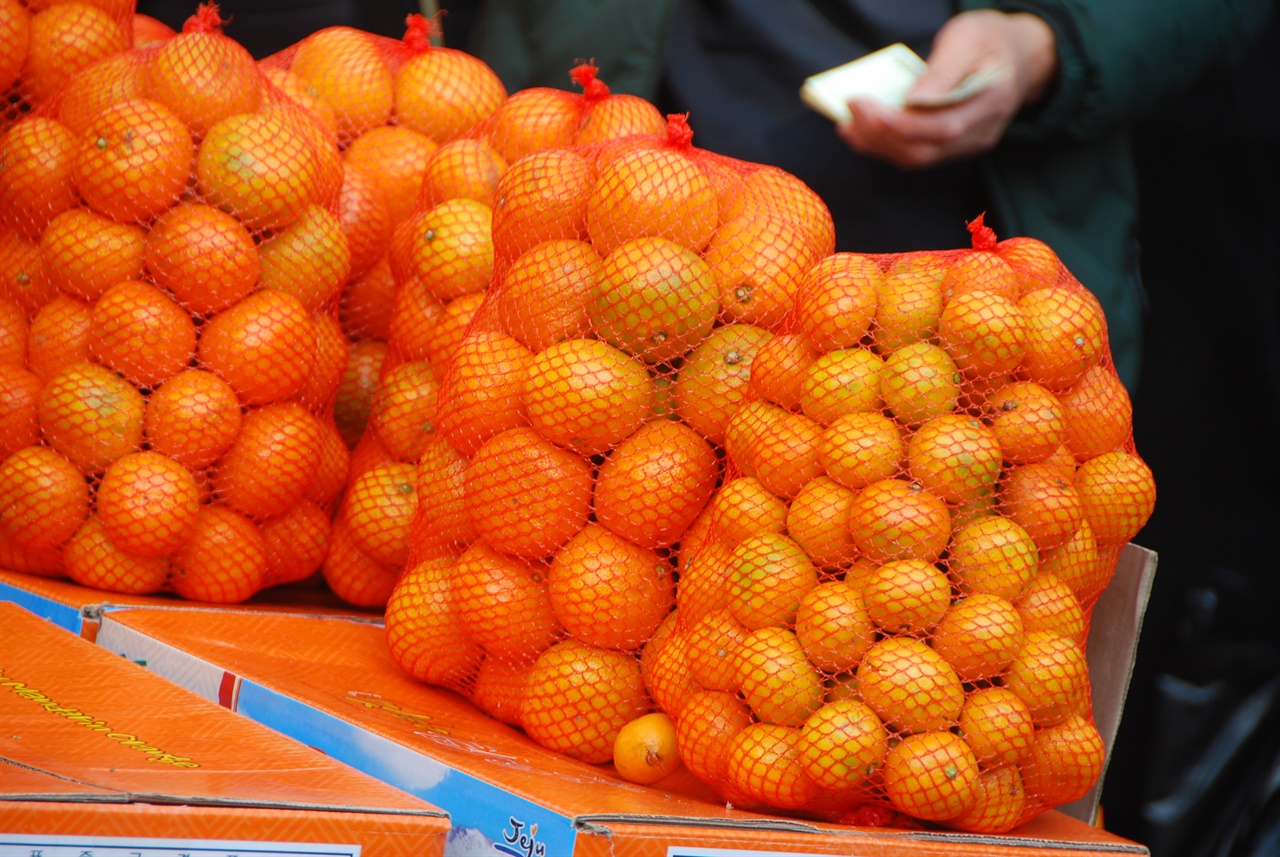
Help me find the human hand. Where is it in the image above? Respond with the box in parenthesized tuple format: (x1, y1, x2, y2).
(834, 10, 1057, 169)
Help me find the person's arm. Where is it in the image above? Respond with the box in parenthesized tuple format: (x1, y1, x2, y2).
(835, 9, 1056, 169)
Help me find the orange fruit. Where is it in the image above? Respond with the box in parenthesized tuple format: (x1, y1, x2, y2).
(1000, 461, 1085, 552)
(75, 97, 191, 219)
(450, 537, 563, 662)
(491, 148, 591, 263)
(1040, 517, 1108, 606)
(799, 700, 888, 790)
(1017, 572, 1086, 642)
(418, 137, 507, 208)
(367, 359, 441, 463)
(0, 525, 64, 577)
(339, 254, 395, 341)
(593, 419, 719, 550)
(260, 499, 331, 587)
(96, 450, 199, 558)
(334, 162, 391, 284)
(984, 380, 1067, 465)
(485, 86, 580, 165)
(523, 337, 655, 456)
(728, 405, 824, 501)
(709, 213, 820, 329)
(946, 515, 1038, 600)
(0, 0, 29, 95)
(675, 690, 753, 785)
(587, 145, 717, 257)
(747, 332, 817, 410)
(959, 687, 1034, 768)
(170, 505, 267, 603)
(816, 410, 903, 491)
(520, 638, 651, 764)
(472, 656, 531, 726)
(1002, 632, 1090, 726)
(674, 322, 772, 446)
(883, 730, 980, 822)
(863, 558, 951, 635)
(306, 420, 351, 509)
(847, 478, 951, 564)
(23, 2, 129, 105)
(40, 207, 145, 302)
(724, 723, 820, 810)
(1074, 450, 1156, 547)
(857, 636, 965, 735)
(343, 125, 438, 227)
(437, 330, 533, 457)
(942, 248, 1020, 301)
(143, 368, 241, 471)
(794, 579, 874, 674)
(705, 474, 787, 547)
(1059, 364, 1133, 461)
(0, 365, 41, 458)
(944, 763, 1026, 833)
(343, 460, 418, 567)
(385, 556, 485, 690)
(574, 89, 665, 146)
(932, 593, 1025, 682)
(413, 435, 477, 560)
(874, 253, 946, 351)
(197, 289, 316, 406)
(0, 228, 57, 316)
(674, 539, 734, 624)
(257, 204, 351, 311)
(613, 711, 682, 785)
(296, 311, 347, 415)
(907, 414, 1003, 505)
(998, 236, 1063, 294)
(641, 611, 700, 717)
(89, 280, 196, 388)
(794, 253, 879, 352)
(1018, 286, 1107, 390)
(63, 515, 169, 594)
(132, 11, 176, 47)
(717, 166, 835, 260)
(591, 237, 718, 366)
(321, 515, 399, 609)
(333, 342, 388, 447)
(214, 401, 324, 521)
(798, 347, 884, 426)
(261, 66, 338, 137)
(881, 340, 961, 426)
(684, 608, 750, 691)
(394, 40, 506, 142)
(384, 273, 445, 363)
(145, 7, 262, 136)
(938, 288, 1026, 378)
(493, 239, 600, 353)
(196, 110, 323, 232)
(1018, 712, 1105, 806)
(28, 296, 91, 380)
(289, 26, 393, 144)
(0, 444, 90, 549)
(735, 627, 824, 727)
(726, 532, 819, 631)
(464, 426, 593, 558)
(0, 295, 25, 364)
(145, 202, 260, 316)
(786, 476, 860, 570)
(548, 522, 674, 651)
(0, 117, 79, 240)
(38, 360, 144, 472)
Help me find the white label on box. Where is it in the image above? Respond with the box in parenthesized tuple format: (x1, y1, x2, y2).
(0, 834, 359, 856)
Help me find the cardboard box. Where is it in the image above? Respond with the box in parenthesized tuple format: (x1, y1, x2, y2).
(0, 567, 380, 640)
(0, 602, 449, 855)
(92, 546, 1158, 856)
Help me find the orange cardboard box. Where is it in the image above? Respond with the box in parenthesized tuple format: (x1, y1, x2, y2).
(92, 547, 1158, 857)
(0, 602, 449, 855)
(0, 567, 380, 640)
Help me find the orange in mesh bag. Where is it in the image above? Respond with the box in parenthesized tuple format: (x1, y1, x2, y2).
(649, 216, 1155, 831)
(0, 3, 350, 601)
(382, 101, 836, 773)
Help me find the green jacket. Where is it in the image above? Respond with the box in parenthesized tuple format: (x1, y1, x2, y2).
(466, 0, 1274, 389)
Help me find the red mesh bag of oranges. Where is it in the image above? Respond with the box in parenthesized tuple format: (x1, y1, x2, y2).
(378, 83, 838, 767)
(0, 3, 352, 602)
(647, 215, 1156, 831)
